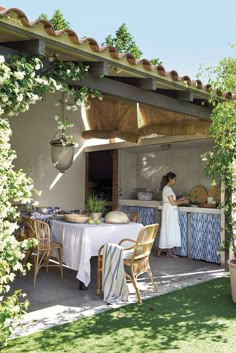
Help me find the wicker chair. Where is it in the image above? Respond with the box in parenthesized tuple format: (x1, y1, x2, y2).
(97, 223, 159, 303)
(116, 209, 139, 223)
(22, 217, 63, 285)
(125, 211, 139, 223)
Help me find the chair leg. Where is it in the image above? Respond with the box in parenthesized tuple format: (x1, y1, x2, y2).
(33, 252, 40, 286)
(147, 267, 158, 292)
(129, 270, 142, 304)
(58, 248, 63, 280)
(96, 257, 102, 295)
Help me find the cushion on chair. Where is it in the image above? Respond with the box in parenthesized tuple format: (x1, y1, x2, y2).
(104, 211, 129, 224)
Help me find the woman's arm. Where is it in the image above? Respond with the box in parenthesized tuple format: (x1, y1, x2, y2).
(168, 195, 189, 206)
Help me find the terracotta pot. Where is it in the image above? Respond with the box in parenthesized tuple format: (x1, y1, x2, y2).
(228, 258, 236, 304)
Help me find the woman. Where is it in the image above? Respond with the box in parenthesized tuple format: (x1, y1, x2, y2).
(158, 172, 188, 258)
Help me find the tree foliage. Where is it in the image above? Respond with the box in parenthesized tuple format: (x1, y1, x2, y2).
(200, 55, 236, 257)
(104, 23, 162, 65)
(38, 9, 71, 30)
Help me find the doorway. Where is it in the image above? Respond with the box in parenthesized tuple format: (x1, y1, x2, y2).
(85, 149, 119, 210)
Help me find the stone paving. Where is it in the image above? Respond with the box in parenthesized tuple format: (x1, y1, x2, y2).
(10, 255, 226, 338)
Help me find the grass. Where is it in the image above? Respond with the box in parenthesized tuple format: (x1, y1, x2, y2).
(4, 276, 236, 353)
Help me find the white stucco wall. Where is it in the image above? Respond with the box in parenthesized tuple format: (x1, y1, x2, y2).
(119, 140, 214, 200)
(9, 92, 87, 211)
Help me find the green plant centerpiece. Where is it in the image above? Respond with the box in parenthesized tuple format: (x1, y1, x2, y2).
(85, 195, 107, 222)
(199, 54, 236, 302)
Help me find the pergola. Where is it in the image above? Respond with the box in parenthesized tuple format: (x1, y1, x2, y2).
(0, 6, 230, 145)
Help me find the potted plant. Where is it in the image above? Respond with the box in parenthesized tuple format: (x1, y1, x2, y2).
(200, 56, 236, 303)
(85, 195, 107, 220)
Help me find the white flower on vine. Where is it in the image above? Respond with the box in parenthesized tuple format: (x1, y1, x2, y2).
(30, 93, 40, 103)
(14, 71, 25, 80)
(35, 64, 41, 71)
(17, 94, 24, 102)
(0, 55, 5, 63)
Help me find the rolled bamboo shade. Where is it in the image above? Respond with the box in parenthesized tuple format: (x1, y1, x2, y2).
(138, 103, 211, 136)
(83, 96, 139, 143)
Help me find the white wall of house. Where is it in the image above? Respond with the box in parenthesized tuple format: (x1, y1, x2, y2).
(119, 140, 214, 200)
(9, 92, 87, 211)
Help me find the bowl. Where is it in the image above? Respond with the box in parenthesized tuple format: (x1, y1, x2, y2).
(137, 192, 153, 201)
(63, 214, 90, 223)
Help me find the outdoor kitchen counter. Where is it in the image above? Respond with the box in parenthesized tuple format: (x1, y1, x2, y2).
(119, 199, 221, 214)
(119, 199, 222, 264)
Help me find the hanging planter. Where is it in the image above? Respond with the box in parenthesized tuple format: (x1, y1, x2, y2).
(50, 93, 76, 173)
(50, 138, 74, 173)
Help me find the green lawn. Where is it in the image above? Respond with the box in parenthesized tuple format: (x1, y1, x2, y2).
(4, 276, 236, 353)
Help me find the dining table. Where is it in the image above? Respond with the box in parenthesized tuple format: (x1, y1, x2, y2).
(50, 219, 143, 287)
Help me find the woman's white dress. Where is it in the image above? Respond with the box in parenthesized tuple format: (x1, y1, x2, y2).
(159, 185, 181, 249)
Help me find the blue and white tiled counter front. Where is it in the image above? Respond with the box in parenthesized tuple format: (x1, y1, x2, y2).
(191, 213, 221, 263)
(174, 211, 188, 257)
(120, 205, 155, 226)
(119, 199, 221, 264)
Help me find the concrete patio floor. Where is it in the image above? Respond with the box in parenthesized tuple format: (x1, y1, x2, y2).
(11, 254, 226, 338)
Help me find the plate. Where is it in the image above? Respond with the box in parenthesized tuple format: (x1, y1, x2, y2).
(190, 185, 208, 203)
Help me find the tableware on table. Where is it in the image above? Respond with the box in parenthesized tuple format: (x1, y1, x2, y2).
(63, 214, 89, 223)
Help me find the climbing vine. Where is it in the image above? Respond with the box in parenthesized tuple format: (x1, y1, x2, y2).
(0, 54, 101, 348)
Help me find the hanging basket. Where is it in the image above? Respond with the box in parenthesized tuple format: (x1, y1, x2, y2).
(50, 139, 74, 173)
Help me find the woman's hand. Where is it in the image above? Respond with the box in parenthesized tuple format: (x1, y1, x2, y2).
(178, 197, 189, 205)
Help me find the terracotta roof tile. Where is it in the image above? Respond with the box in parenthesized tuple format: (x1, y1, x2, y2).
(0, 6, 235, 100)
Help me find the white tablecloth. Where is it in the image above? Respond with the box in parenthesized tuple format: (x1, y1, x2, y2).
(50, 220, 143, 286)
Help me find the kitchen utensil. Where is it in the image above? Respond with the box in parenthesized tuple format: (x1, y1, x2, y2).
(208, 184, 221, 203)
(137, 191, 153, 201)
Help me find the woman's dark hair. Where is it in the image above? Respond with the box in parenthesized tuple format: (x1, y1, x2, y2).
(160, 172, 176, 190)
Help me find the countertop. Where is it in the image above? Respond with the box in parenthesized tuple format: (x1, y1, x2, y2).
(119, 199, 222, 215)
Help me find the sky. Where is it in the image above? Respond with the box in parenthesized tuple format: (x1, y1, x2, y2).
(1, 0, 235, 80)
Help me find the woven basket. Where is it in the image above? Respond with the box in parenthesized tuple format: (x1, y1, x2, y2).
(199, 203, 217, 208)
(63, 214, 89, 223)
(190, 185, 208, 203)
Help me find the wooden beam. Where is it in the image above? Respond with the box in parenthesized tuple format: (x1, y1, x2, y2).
(136, 78, 157, 90)
(3, 39, 46, 56)
(0, 45, 21, 56)
(104, 76, 157, 90)
(85, 61, 109, 76)
(73, 74, 212, 120)
(176, 91, 194, 102)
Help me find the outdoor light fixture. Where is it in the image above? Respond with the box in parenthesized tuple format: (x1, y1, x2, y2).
(50, 94, 75, 173)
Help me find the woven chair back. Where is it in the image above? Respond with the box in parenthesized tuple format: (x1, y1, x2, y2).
(22, 218, 51, 251)
(132, 223, 158, 261)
